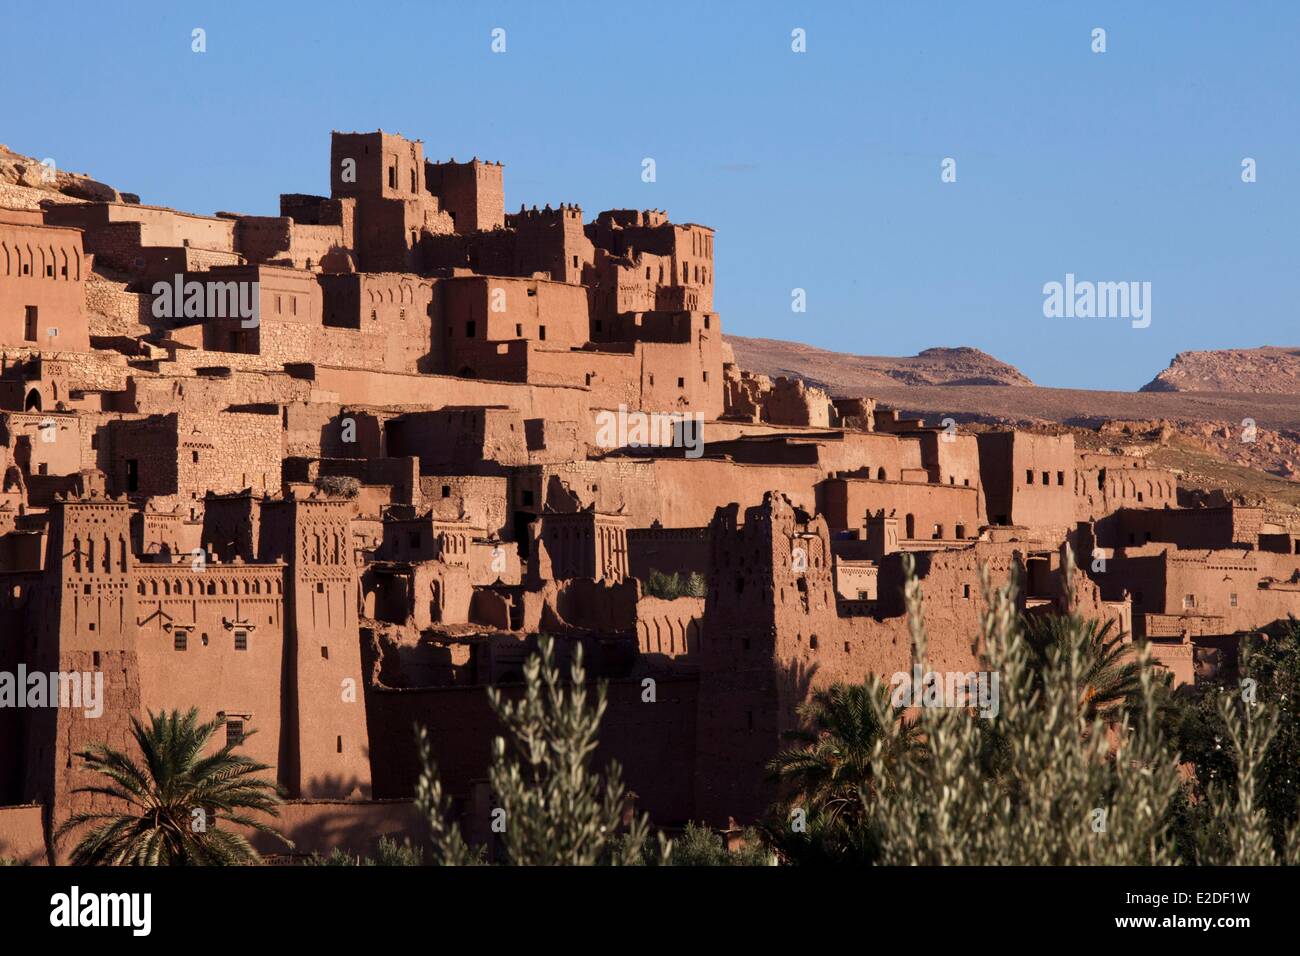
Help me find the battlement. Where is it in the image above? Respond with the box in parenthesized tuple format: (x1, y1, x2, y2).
(596, 209, 670, 228)
(507, 203, 583, 224)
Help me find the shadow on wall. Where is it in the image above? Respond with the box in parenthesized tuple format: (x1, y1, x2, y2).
(241, 796, 425, 860)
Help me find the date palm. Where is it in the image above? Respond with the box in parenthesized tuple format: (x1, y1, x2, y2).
(1020, 614, 1143, 720)
(56, 708, 291, 865)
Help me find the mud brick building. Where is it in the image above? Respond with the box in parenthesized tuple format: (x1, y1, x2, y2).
(3, 126, 1299, 862)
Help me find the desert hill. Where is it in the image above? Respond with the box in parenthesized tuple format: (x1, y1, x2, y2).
(725, 335, 1033, 391)
(1141, 346, 1300, 394)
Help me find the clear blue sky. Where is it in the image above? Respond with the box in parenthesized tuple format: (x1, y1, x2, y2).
(4, 1, 1296, 390)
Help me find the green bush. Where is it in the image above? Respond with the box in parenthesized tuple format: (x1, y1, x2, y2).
(643, 569, 706, 600)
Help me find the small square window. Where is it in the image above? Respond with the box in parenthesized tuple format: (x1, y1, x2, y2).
(226, 720, 245, 747)
(677, 377, 685, 388)
(442, 485, 451, 498)
(174, 630, 188, 651)
(234, 630, 248, 651)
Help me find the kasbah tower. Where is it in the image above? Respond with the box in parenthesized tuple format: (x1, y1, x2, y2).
(0, 127, 1292, 861)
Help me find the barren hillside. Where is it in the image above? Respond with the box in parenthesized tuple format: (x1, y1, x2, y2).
(0, 144, 136, 209)
(1141, 346, 1300, 394)
(725, 335, 1033, 391)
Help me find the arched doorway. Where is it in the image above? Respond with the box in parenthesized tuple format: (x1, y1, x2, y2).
(24, 388, 41, 411)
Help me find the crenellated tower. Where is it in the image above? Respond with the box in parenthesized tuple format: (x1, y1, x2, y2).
(259, 493, 372, 798)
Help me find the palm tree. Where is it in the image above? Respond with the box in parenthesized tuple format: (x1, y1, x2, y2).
(768, 682, 922, 820)
(763, 681, 918, 864)
(56, 708, 292, 865)
(768, 683, 882, 824)
(1020, 614, 1144, 720)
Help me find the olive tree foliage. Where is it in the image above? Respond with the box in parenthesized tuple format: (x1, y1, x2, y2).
(858, 553, 1300, 866)
(417, 636, 668, 865)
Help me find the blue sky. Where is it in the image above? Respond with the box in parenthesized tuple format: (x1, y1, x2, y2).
(3, 1, 1296, 390)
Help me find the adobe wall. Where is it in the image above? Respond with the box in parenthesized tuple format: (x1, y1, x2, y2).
(307, 365, 596, 431)
(108, 409, 281, 500)
(821, 477, 981, 542)
(505, 206, 592, 284)
(1075, 455, 1178, 522)
(417, 474, 510, 539)
(134, 563, 287, 782)
(44, 202, 236, 252)
(364, 675, 698, 825)
(238, 798, 424, 859)
(1097, 505, 1252, 550)
(425, 159, 505, 233)
(636, 595, 704, 658)
(441, 275, 589, 352)
(0, 218, 91, 351)
(1162, 549, 1300, 632)
(387, 407, 528, 470)
(978, 431, 1076, 530)
(627, 526, 710, 579)
(0, 804, 46, 864)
